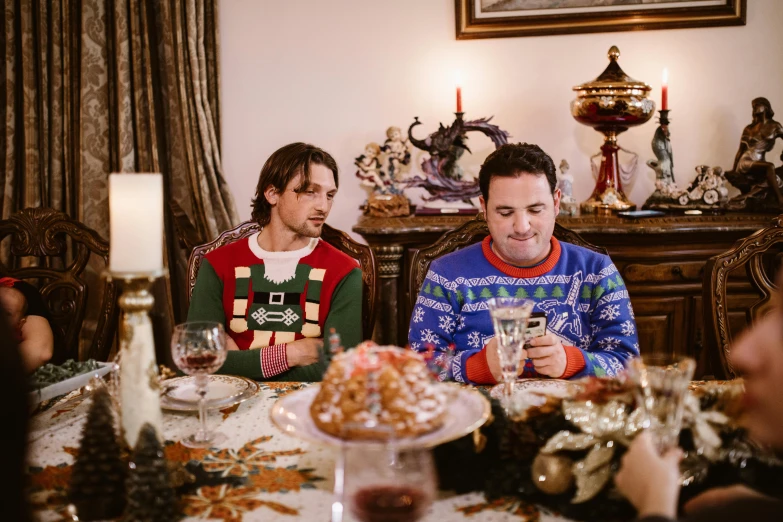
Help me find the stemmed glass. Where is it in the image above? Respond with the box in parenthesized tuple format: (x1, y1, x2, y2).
(627, 353, 696, 451)
(487, 297, 534, 405)
(341, 443, 436, 522)
(171, 321, 228, 448)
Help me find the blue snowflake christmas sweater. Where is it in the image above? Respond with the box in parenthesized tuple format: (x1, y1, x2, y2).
(408, 236, 639, 384)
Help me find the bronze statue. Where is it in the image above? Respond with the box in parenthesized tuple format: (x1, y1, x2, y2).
(725, 97, 783, 212)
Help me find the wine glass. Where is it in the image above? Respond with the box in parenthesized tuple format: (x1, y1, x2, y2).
(487, 297, 534, 405)
(341, 442, 436, 522)
(170, 321, 228, 448)
(627, 353, 696, 451)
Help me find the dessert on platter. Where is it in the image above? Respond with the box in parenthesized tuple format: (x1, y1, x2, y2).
(310, 341, 452, 440)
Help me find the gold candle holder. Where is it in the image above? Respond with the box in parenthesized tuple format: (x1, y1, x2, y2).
(106, 269, 166, 448)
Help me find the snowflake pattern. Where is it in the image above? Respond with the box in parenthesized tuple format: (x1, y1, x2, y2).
(633, 342, 640, 354)
(412, 307, 425, 323)
(620, 320, 635, 336)
(598, 336, 621, 350)
(420, 329, 440, 346)
(598, 304, 620, 321)
(409, 342, 421, 351)
(627, 301, 635, 319)
(456, 315, 466, 330)
(438, 315, 456, 333)
(467, 331, 481, 348)
(578, 334, 592, 350)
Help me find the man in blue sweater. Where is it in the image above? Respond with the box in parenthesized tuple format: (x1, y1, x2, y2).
(408, 143, 639, 384)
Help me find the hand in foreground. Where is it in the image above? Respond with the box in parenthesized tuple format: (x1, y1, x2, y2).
(285, 338, 324, 367)
(614, 432, 683, 519)
(526, 334, 567, 377)
(484, 337, 528, 382)
(684, 484, 770, 515)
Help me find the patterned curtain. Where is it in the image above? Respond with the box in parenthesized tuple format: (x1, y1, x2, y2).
(0, 0, 238, 359)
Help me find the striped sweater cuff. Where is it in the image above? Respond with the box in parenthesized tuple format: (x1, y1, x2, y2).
(261, 344, 289, 378)
(466, 348, 497, 385)
(559, 345, 586, 379)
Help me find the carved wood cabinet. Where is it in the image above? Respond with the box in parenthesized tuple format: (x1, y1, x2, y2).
(353, 213, 772, 376)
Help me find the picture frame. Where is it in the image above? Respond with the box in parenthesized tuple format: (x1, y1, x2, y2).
(455, 0, 746, 40)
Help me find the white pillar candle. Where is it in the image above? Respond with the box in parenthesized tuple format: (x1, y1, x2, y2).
(109, 173, 164, 273)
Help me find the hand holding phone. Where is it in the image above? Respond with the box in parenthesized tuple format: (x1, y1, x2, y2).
(524, 312, 547, 351)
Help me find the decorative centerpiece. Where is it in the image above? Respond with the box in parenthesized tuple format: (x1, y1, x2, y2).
(355, 126, 413, 217)
(433, 377, 782, 522)
(405, 112, 510, 213)
(571, 46, 655, 213)
(310, 342, 452, 440)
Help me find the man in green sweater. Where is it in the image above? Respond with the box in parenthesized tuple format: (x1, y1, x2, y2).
(187, 143, 362, 381)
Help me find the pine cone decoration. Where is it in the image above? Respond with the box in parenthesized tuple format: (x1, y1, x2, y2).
(124, 423, 178, 522)
(69, 386, 127, 520)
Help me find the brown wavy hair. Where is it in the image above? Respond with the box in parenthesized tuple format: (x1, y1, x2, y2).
(250, 143, 339, 226)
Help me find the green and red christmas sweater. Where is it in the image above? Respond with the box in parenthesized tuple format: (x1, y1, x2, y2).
(187, 233, 362, 381)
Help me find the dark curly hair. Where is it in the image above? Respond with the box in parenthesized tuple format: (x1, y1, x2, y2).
(250, 143, 339, 226)
(478, 143, 557, 201)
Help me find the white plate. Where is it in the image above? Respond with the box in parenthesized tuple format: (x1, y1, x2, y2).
(160, 375, 260, 411)
(490, 379, 577, 410)
(29, 362, 114, 405)
(271, 384, 491, 449)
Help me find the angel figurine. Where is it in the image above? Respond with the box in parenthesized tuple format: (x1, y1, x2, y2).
(382, 126, 412, 180)
(355, 143, 388, 193)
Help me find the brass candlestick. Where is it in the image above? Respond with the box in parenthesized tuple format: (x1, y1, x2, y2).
(107, 269, 166, 448)
(571, 46, 655, 214)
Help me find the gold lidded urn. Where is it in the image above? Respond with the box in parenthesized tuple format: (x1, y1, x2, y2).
(571, 46, 655, 213)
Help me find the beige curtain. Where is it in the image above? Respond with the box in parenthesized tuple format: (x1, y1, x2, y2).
(1, 0, 238, 359)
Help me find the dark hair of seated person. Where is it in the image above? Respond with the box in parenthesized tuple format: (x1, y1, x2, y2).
(0, 315, 31, 521)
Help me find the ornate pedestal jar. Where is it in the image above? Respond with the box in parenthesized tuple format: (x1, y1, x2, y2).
(571, 46, 655, 213)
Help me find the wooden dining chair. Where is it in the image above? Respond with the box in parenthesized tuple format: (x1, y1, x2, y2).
(408, 214, 608, 316)
(703, 214, 783, 379)
(0, 208, 119, 362)
(186, 221, 378, 340)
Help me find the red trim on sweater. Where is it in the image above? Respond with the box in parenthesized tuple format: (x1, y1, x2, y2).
(559, 345, 586, 379)
(465, 348, 497, 385)
(481, 236, 561, 278)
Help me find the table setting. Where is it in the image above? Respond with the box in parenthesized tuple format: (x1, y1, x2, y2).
(26, 300, 783, 521)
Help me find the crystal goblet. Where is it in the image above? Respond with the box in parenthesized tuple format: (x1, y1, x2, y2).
(170, 321, 228, 448)
(487, 297, 534, 405)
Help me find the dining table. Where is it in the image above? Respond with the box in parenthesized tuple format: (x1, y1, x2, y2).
(27, 380, 576, 522)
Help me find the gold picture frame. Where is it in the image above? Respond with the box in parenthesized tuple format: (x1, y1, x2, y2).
(455, 0, 746, 40)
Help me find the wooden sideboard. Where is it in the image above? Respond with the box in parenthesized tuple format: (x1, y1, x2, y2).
(353, 212, 773, 376)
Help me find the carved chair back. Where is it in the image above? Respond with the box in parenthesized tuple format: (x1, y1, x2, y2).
(0, 208, 119, 362)
(703, 214, 783, 379)
(408, 215, 608, 314)
(187, 221, 377, 340)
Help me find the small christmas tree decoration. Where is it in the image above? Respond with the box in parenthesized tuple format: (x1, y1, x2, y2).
(69, 386, 127, 520)
(124, 423, 178, 522)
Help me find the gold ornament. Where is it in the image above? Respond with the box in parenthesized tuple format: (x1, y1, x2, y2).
(531, 453, 574, 495)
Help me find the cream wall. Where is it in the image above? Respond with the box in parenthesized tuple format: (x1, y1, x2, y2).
(219, 0, 783, 238)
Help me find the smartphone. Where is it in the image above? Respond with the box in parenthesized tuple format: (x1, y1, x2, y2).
(525, 312, 547, 346)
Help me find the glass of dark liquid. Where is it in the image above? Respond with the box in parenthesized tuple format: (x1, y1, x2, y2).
(342, 440, 436, 522)
(171, 321, 228, 448)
